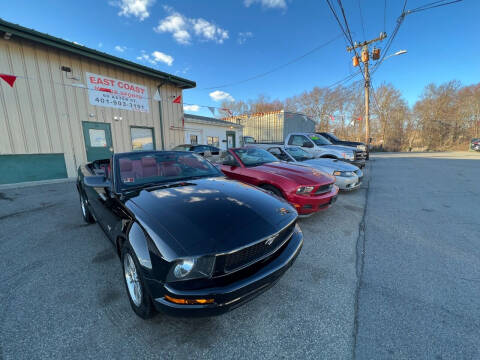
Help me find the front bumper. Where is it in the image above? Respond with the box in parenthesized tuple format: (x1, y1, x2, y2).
(288, 185, 339, 215)
(335, 175, 362, 191)
(149, 231, 303, 317)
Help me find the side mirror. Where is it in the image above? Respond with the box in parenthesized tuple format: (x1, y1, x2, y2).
(84, 175, 111, 188)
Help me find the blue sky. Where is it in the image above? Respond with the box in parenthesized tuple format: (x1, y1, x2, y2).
(1, 0, 477, 116)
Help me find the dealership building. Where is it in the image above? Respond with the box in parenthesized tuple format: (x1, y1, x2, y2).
(184, 114, 243, 150)
(0, 19, 196, 185)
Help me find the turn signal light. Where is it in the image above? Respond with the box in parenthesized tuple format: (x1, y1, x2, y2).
(165, 295, 214, 305)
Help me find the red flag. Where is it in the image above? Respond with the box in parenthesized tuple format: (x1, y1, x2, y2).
(0, 74, 17, 87)
(222, 108, 232, 116)
(173, 95, 181, 104)
(357, 116, 362, 122)
(330, 115, 335, 122)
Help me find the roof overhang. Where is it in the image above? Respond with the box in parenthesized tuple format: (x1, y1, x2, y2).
(185, 117, 242, 128)
(0, 18, 196, 89)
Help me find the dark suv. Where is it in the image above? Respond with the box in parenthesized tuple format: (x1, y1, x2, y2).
(317, 132, 369, 160)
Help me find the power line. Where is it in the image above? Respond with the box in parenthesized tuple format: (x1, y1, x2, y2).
(201, 33, 344, 90)
(357, 0, 366, 39)
(383, 0, 387, 34)
(408, 0, 462, 13)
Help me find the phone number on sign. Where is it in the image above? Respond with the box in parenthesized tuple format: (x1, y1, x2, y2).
(93, 94, 147, 111)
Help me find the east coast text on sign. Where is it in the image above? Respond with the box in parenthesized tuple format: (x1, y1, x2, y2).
(85, 72, 149, 113)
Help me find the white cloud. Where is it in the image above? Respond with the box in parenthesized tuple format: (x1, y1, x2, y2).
(238, 31, 253, 44)
(117, 0, 154, 21)
(152, 51, 173, 66)
(136, 50, 174, 66)
(154, 7, 229, 45)
(114, 45, 126, 52)
(192, 18, 229, 44)
(209, 90, 234, 102)
(184, 104, 200, 112)
(244, 0, 287, 9)
(154, 12, 191, 44)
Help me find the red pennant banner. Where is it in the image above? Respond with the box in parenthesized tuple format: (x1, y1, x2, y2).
(222, 108, 232, 116)
(173, 95, 181, 104)
(0, 74, 17, 87)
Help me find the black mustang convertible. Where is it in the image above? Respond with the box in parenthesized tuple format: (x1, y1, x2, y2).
(77, 151, 303, 319)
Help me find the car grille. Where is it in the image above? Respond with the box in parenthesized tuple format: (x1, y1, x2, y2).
(315, 183, 333, 195)
(221, 221, 296, 273)
(354, 150, 367, 160)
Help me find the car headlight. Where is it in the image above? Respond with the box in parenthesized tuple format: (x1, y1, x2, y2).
(296, 186, 315, 195)
(166, 256, 215, 282)
(333, 170, 355, 177)
(357, 145, 366, 151)
(342, 152, 355, 160)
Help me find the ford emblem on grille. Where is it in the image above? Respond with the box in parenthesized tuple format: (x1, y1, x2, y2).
(265, 234, 277, 246)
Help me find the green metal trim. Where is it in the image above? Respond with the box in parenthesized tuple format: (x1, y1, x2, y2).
(0, 153, 68, 184)
(0, 18, 196, 89)
(226, 130, 236, 148)
(130, 126, 156, 151)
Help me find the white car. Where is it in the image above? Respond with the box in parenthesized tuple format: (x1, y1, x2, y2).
(284, 133, 365, 168)
(266, 145, 363, 191)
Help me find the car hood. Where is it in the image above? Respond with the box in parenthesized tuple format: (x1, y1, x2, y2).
(302, 158, 359, 173)
(253, 162, 335, 185)
(126, 177, 297, 258)
(322, 144, 357, 153)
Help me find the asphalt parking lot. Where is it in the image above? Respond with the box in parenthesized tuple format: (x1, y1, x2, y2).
(3, 151, 479, 359)
(0, 171, 366, 359)
(355, 152, 480, 359)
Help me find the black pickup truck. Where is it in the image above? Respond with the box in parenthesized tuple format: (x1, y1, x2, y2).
(317, 132, 369, 160)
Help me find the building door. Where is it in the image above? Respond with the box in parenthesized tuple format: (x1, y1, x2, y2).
(82, 121, 113, 162)
(226, 131, 236, 148)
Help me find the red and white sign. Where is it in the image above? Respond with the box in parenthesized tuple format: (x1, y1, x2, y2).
(85, 72, 149, 113)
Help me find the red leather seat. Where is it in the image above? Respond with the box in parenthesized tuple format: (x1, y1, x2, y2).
(119, 159, 136, 182)
(160, 163, 181, 177)
(141, 157, 158, 177)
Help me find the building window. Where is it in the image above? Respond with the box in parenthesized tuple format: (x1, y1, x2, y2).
(207, 136, 220, 147)
(190, 134, 198, 145)
(89, 129, 107, 147)
(131, 127, 155, 151)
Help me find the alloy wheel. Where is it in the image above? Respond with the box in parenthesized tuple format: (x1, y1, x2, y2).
(124, 253, 142, 307)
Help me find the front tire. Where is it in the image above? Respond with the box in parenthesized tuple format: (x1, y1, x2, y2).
(121, 245, 156, 319)
(80, 194, 95, 223)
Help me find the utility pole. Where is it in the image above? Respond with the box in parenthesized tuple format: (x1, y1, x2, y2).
(347, 32, 387, 145)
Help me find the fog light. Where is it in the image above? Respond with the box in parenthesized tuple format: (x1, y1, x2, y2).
(165, 295, 214, 305)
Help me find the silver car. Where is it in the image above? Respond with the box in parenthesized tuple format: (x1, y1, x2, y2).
(266, 145, 363, 191)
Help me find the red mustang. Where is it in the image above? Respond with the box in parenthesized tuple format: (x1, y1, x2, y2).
(218, 147, 339, 215)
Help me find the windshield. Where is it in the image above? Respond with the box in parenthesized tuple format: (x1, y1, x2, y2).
(233, 148, 278, 167)
(172, 145, 192, 151)
(116, 151, 222, 190)
(326, 133, 339, 141)
(285, 147, 314, 161)
(243, 137, 255, 144)
(308, 134, 332, 145)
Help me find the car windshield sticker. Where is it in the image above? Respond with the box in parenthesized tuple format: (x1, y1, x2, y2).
(123, 177, 134, 183)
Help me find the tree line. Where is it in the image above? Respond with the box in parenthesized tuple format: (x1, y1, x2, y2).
(220, 80, 480, 151)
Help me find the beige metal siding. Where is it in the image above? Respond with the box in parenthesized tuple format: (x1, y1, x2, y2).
(0, 37, 186, 177)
